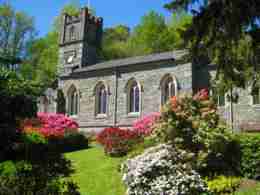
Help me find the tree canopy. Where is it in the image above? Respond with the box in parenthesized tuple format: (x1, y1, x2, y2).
(0, 2, 35, 67)
(101, 11, 191, 60)
(164, 0, 260, 89)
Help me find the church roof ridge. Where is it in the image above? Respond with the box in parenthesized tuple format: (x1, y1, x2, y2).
(76, 50, 187, 73)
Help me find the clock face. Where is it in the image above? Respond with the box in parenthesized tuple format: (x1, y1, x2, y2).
(67, 55, 74, 64)
(64, 50, 76, 65)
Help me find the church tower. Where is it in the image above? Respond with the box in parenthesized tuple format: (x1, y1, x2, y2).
(58, 7, 103, 76)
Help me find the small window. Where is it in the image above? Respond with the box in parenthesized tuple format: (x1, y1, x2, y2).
(69, 25, 76, 41)
(128, 81, 140, 114)
(161, 76, 176, 105)
(68, 86, 78, 116)
(96, 84, 108, 115)
(252, 87, 260, 105)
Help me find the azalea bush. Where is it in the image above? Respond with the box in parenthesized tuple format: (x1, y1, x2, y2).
(152, 89, 239, 176)
(122, 144, 209, 195)
(96, 127, 140, 156)
(132, 112, 160, 136)
(21, 113, 79, 139)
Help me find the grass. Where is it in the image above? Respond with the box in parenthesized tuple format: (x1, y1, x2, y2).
(235, 180, 260, 195)
(65, 144, 126, 195)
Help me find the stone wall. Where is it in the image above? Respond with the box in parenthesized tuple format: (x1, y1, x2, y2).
(59, 60, 193, 132)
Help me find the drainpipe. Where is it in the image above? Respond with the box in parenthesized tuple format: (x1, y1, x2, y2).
(230, 86, 234, 131)
(114, 68, 118, 127)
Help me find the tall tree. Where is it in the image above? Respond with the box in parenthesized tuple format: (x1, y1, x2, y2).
(101, 25, 130, 60)
(0, 2, 35, 65)
(128, 11, 168, 55)
(164, 0, 260, 89)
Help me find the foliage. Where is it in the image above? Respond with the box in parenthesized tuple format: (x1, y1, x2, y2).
(206, 175, 241, 194)
(48, 133, 89, 153)
(0, 68, 41, 124)
(128, 11, 168, 55)
(0, 130, 81, 194)
(21, 112, 79, 139)
(0, 68, 41, 160)
(164, 0, 260, 89)
(0, 160, 80, 195)
(101, 11, 191, 60)
(132, 112, 160, 136)
(153, 89, 240, 176)
(237, 133, 260, 180)
(122, 144, 209, 195)
(101, 25, 131, 60)
(21, 131, 47, 145)
(96, 127, 140, 156)
(24, 31, 59, 86)
(0, 2, 35, 63)
(127, 137, 159, 159)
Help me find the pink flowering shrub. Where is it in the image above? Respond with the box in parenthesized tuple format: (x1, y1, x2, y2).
(133, 112, 161, 136)
(21, 113, 79, 139)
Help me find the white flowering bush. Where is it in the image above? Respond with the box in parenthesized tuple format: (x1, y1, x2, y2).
(122, 144, 209, 195)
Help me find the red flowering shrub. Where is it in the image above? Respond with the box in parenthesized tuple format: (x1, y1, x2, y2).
(153, 89, 239, 176)
(193, 88, 209, 101)
(20, 113, 79, 139)
(96, 127, 140, 156)
(133, 112, 161, 136)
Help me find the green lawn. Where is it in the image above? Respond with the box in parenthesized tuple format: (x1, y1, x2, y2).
(65, 144, 260, 195)
(235, 182, 260, 195)
(65, 144, 126, 195)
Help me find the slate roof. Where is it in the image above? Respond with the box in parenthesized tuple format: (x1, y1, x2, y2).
(76, 50, 187, 72)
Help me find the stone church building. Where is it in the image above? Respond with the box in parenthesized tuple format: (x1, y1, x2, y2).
(38, 6, 260, 132)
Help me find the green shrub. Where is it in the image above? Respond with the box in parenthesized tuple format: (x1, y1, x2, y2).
(237, 133, 260, 180)
(62, 133, 89, 151)
(0, 151, 79, 194)
(0, 161, 80, 195)
(152, 90, 240, 176)
(0, 161, 16, 176)
(21, 131, 47, 145)
(48, 133, 89, 153)
(206, 175, 241, 194)
(0, 68, 42, 161)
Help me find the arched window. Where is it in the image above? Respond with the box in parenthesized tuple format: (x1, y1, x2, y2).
(128, 80, 140, 114)
(252, 87, 260, 105)
(96, 84, 108, 115)
(68, 86, 78, 116)
(161, 75, 177, 105)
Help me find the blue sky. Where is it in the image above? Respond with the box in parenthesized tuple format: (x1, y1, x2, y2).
(11, 0, 172, 37)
